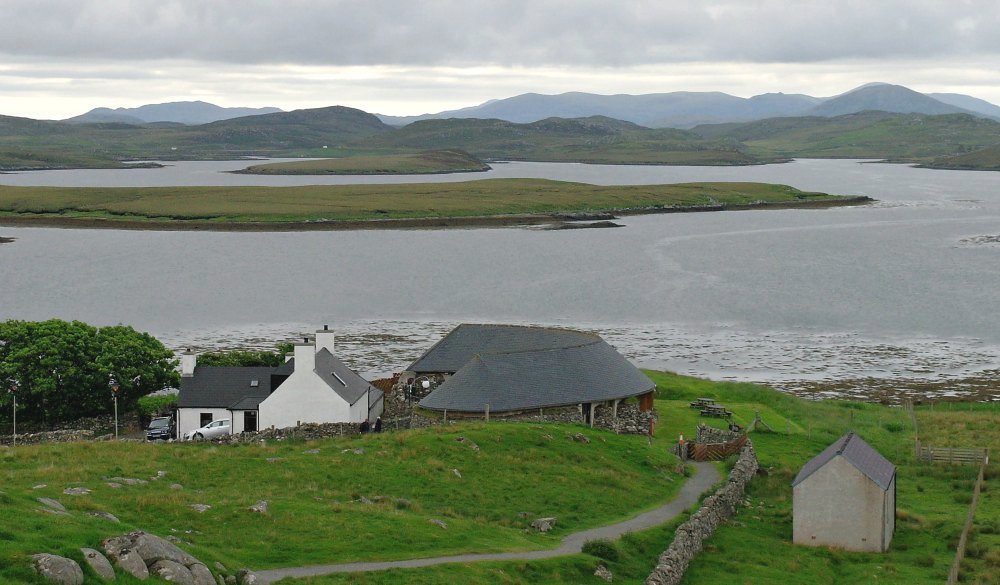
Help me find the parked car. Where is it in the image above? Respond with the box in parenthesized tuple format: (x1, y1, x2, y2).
(145, 416, 175, 441)
(183, 419, 231, 441)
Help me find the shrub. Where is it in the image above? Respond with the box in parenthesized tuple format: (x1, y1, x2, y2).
(137, 393, 178, 418)
(582, 539, 620, 562)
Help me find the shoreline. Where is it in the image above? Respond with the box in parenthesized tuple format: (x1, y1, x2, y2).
(0, 196, 873, 232)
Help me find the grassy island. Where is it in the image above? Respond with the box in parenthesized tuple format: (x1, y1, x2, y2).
(0, 180, 867, 230)
(240, 150, 490, 175)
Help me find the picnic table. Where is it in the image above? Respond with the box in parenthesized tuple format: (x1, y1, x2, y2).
(699, 404, 733, 418)
(689, 397, 716, 409)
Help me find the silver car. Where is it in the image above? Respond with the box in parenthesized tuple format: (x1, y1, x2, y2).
(183, 419, 231, 441)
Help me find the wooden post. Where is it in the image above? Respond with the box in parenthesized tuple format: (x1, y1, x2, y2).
(485, 404, 489, 422)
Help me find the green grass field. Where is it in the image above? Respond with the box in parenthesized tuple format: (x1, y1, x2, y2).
(0, 180, 851, 225)
(286, 374, 997, 585)
(0, 423, 686, 584)
(241, 150, 490, 175)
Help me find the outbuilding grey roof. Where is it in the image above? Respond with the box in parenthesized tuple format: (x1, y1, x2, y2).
(407, 324, 601, 373)
(418, 329, 654, 413)
(178, 367, 274, 409)
(792, 432, 896, 491)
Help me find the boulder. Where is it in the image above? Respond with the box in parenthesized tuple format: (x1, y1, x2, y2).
(236, 569, 258, 585)
(531, 517, 557, 532)
(428, 518, 448, 529)
(63, 487, 91, 496)
(132, 531, 198, 566)
(248, 500, 268, 514)
(190, 504, 212, 513)
(31, 553, 84, 585)
(150, 559, 195, 585)
(37, 497, 66, 513)
(572, 433, 590, 444)
(189, 563, 216, 585)
(595, 564, 613, 582)
(115, 551, 149, 580)
(80, 548, 115, 581)
(88, 511, 120, 523)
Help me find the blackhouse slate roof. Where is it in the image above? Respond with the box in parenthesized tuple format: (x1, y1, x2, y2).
(792, 432, 896, 491)
(417, 325, 655, 413)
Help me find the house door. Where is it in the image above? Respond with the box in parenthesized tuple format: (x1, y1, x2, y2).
(244, 411, 258, 433)
(582, 403, 593, 425)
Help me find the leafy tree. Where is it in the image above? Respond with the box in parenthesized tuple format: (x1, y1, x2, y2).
(0, 319, 178, 425)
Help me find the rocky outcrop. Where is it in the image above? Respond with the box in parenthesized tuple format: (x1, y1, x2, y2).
(31, 554, 84, 585)
(150, 559, 195, 585)
(99, 531, 252, 585)
(646, 442, 759, 585)
(531, 517, 557, 532)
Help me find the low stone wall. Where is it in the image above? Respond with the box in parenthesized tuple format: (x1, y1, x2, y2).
(695, 424, 742, 444)
(217, 422, 363, 443)
(0, 429, 95, 446)
(646, 441, 759, 585)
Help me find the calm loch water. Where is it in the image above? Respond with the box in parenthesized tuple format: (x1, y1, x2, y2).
(2, 159, 998, 400)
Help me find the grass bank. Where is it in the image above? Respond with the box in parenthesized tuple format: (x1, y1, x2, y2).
(240, 150, 490, 175)
(0, 423, 685, 584)
(0, 180, 863, 230)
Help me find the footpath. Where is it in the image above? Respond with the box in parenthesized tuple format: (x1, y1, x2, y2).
(256, 461, 720, 584)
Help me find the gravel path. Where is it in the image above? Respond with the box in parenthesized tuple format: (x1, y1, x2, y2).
(256, 461, 720, 584)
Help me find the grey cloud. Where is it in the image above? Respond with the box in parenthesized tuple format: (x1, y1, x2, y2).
(3, 0, 999, 67)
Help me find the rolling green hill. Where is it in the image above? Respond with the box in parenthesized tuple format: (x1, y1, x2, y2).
(364, 116, 766, 165)
(694, 112, 1000, 161)
(241, 150, 490, 175)
(921, 144, 1000, 171)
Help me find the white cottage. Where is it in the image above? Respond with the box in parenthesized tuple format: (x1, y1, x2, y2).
(792, 432, 896, 552)
(176, 327, 383, 439)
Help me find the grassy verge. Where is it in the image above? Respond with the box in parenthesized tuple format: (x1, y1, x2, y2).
(0, 180, 859, 228)
(241, 150, 490, 175)
(0, 423, 685, 584)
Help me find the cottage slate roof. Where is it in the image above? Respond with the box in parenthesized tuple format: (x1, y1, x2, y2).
(177, 367, 274, 409)
(792, 432, 896, 491)
(313, 349, 377, 405)
(407, 324, 600, 373)
(419, 333, 655, 413)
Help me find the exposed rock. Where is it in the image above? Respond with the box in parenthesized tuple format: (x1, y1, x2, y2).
(455, 436, 480, 451)
(33, 484, 48, 489)
(517, 511, 531, 519)
(225, 575, 237, 585)
(150, 559, 195, 585)
(216, 575, 226, 585)
(265, 457, 281, 463)
(595, 564, 614, 582)
(189, 563, 216, 585)
(116, 550, 149, 580)
(190, 504, 212, 513)
(106, 483, 123, 489)
(80, 548, 115, 581)
(429, 518, 448, 529)
(236, 568, 258, 585)
(63, 487, 91, 495)
(131, 531, 199, 566)
(572, 433, 590, 444)
(31, 553, 84, 585)
(106, 477, 148, 486)
(353, 447, 365, 455)
(358, 496, 373, 505)
(37, 497, 66, 512)
(248, 500, 268, 514)
(88, 511, 120, 523)
(214, 561, 227, 572)
(153, 471, 167, 480)
(303, 449, 320, 454)
(531, 517, 557, 532)
(452, 468, 462, 478)
(170, 484, 184, 490)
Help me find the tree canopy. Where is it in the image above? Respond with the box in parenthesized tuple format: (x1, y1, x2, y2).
(0, 319, 178, 425)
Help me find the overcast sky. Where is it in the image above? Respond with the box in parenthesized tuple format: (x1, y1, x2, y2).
(3, 0, 1000, 119)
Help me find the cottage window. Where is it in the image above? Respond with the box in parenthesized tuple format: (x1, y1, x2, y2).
(200, 413, 213, 427)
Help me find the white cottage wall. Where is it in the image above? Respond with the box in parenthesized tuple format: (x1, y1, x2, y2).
(177, 407, 230, 438)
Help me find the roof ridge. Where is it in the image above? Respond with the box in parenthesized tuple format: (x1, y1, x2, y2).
(837, 431, 855, 455)
(478, 338, 603, 358)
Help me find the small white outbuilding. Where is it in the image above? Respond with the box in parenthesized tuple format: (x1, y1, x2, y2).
(792, 432, 896, 552)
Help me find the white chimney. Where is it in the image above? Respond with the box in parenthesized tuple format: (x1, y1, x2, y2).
(293, 339, 315, 373)
(180, 349, 197, 377)
(315, 325, 335, 355)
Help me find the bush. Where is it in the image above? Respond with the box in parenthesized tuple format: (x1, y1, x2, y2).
(913, 554, 935, 568)
(137, 394, 177, 418)
(582, 539, 620, 562)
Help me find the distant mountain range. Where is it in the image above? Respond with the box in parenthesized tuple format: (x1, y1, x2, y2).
(377, 83, 1000, 128)
(66, 101, 283, 125)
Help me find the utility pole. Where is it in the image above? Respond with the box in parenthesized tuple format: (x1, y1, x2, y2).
(109, 376, 120, 440)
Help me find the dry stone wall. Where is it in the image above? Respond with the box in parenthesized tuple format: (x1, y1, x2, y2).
(646, 441, 759, 585)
